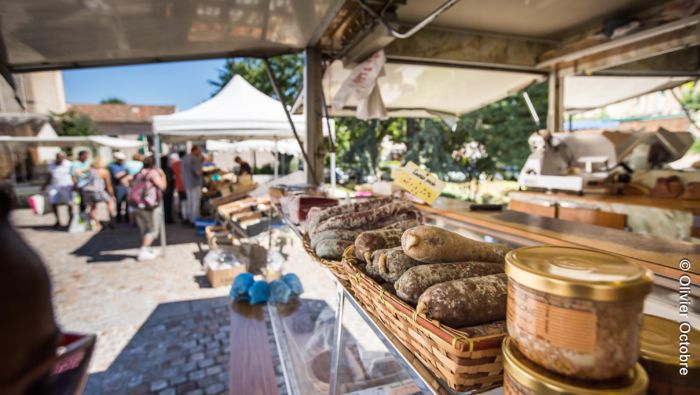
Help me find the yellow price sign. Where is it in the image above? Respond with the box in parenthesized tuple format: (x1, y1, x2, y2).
(392, 162, 445, 205)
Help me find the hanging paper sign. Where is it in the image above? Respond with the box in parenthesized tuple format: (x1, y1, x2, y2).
(392, 162, 445, 205)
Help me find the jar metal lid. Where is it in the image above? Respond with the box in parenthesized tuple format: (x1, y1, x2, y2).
(503, 337, 648, 395)
(640, 314, 700, 370)
(505, 246, 653, 301)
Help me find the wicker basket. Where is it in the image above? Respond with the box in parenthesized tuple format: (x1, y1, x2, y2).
(300, 234, 350, 286)
(342, 246, 505, 393)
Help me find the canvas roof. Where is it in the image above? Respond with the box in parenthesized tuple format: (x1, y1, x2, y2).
(153, 75, 332, 141)
(0, 0, 345, 71)
(0, 135, 146, 149)
(563, 76, 692, 112)
(323, 60, 545, 118)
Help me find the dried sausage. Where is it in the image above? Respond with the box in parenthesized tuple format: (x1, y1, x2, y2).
(416, 273, 508, 328)
(402, 225, 511, 263)
(395, 261, 504, 304)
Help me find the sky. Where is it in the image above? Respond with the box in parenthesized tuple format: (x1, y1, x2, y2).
(63, 58, 227, 111)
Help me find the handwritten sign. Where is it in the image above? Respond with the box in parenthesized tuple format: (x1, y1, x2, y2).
(392, 162, 445, 205)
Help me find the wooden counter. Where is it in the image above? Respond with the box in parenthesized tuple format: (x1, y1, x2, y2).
(510, 191, 700, 213)
(229, 302, 279, 395)
(420, 198, 700, 284)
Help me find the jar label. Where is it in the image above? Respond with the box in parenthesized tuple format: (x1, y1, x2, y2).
(508, 285, 597, 354)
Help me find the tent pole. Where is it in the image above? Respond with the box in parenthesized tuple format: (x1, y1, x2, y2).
(320, 81, 336, 194)
(153, 133, 167, 256)
(274, 138, 279, 179)
(263, 58, 319, 185)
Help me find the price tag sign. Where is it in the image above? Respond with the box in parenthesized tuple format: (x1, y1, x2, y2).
(392, 162, 445, 205)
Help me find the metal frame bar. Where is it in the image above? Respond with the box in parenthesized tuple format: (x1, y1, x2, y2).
(537, 14, 700, 68)
(353, 0, 461, 39)
(263, 58, 319, 185)
(386, 54, 548, 75)
(328, 286, 346, 395)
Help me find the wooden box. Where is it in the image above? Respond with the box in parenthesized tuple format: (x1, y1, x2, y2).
(206, 264, 246, 288)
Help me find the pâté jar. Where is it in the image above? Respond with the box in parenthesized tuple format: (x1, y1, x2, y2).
(639, 314, 699, 395)
(505, 246, 653, 379)
(502, 336, 648, 395)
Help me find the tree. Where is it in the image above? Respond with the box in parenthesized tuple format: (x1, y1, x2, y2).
(453, 82, 548, 179)
(334, 118, 405, 180)
(100, 97, 126, 104)
(50, 110, 100, 136)
(678, 81, 699, 112)
(404, 119, 459, 178)
(210, 54, 303, 104)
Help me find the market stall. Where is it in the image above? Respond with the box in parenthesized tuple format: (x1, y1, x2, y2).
(2, 1, 699, 395)
(240, 191, 699, 395)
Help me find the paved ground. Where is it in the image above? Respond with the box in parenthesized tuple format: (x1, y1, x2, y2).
(12, 207, 234, 394)
(12, 204, 342, 395)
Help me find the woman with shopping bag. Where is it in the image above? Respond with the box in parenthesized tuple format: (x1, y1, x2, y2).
(128, 155, 167, 261)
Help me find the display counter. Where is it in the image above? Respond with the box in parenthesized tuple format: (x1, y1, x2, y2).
(508, 190, 700, 241)
(421, 197, 700, 291)
(259, 203, 698, 395)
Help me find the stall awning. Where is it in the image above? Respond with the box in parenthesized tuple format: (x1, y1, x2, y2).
(564, 76, 692, 112)
(153, 75, 333, 142)
(0, 135, 146, 148)
(0, 0, 345, 72)
(323, 60, 544, 119)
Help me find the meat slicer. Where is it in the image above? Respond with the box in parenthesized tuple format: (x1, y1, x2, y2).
(518, 128, 695, 194)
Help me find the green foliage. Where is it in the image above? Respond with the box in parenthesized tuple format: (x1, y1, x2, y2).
(209, 53, 548, 181)
(404, 119, 460, 178)
(100, 97, 126, 104)
(454, 82, 548, 178)
(334, 118, 405, 180)
(210, 54, 303, 103)
(50, 110, 100, 136)
(679, 81, 700, 112)
(254, 164, 274, 175)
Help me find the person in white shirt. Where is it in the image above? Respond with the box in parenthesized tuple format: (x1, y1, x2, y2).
(42, 152, 74, 228)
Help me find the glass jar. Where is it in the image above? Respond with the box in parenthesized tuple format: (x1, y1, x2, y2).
(502, 336, 648, 395)
(639, 314, 700, 395)
(505, 246, 653, 379)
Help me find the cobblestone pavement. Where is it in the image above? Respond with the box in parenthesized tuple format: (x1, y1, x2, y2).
(11, 208, 234, 394)
(12, 207, 337, 395)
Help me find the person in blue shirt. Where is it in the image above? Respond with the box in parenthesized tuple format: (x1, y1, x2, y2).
(108, 152, 129, 223)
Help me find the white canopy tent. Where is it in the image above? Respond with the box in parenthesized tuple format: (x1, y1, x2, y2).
(0, 135, 147, 148)
(152, 75, 333, 142)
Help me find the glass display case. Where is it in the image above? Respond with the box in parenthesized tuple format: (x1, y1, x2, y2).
(269, 212, 696, 395)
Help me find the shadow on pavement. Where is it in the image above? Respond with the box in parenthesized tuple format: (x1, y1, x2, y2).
(16, 224, 69, 232)
(71, 222, 205, 264)
(84, 297, 232, 395)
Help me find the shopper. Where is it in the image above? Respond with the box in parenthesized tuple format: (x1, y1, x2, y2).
(171, 151, 187, 221)
(182, 146, 203, 224)
(70, 150, 92, 212)
(130, 155, 166, 261)
(83, 157, 115, 231)
(41, 152, 74, 228)
(235, 156, 252, 176)
(108, 152, 129, 223)
(0, 183, 62, 394)
(160, 154, 175, 224)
